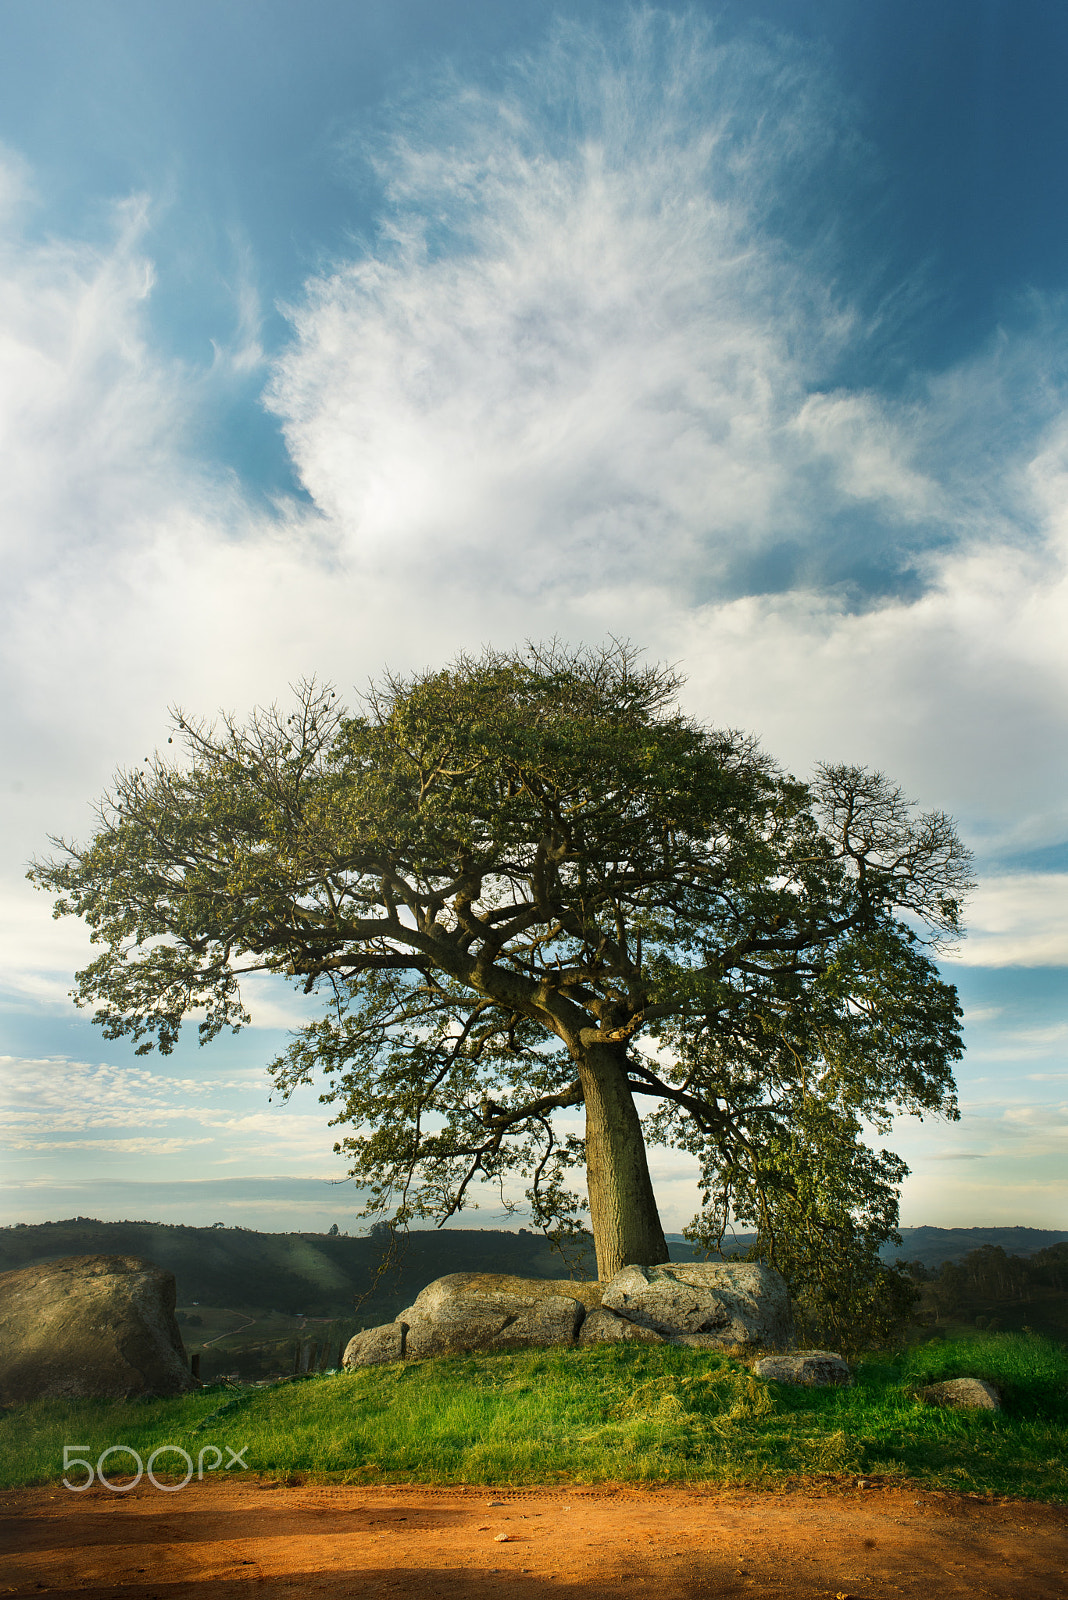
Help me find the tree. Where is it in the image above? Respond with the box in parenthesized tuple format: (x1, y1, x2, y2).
(30, 641, 971, 1283)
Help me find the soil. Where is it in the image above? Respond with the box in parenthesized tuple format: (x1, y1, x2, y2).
(2, 1478, 1066, 1599)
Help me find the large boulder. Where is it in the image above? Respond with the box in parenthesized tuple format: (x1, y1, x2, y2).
(601, 1262, 794, 1349)
(0, 1255, 196, 1404)
(399, 1273, 592, 1359)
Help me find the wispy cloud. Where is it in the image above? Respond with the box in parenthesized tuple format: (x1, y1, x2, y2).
(6, 1136, 214, 1154)
(948, 876, 1068, 968)
(270, 12, 923, 601)
(0, 1055, 262, 1124)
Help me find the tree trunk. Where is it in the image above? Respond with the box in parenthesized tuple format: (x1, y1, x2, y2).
(579, 1039, 670, 1281)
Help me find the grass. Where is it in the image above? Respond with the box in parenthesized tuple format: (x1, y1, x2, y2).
(2, 1332, 1065, 1502)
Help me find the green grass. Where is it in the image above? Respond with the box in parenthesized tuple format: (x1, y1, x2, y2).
(2, 1333, 1064, 1501)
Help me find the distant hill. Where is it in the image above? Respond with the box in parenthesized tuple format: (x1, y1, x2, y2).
(889, 1226, 1068, 1269)
(671, 1227, 1068, 1271)
(5, 1220, 1063, 1322)
(0, 1219, 604, 1322)
(672, 1226, 1068, 1269)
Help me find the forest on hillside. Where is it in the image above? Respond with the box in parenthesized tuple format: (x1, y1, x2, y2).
(909, 1243, 1068, 1341)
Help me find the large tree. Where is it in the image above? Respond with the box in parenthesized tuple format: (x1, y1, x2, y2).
(31, 642, 971, 1282)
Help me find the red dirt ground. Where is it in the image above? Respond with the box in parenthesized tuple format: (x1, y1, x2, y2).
(1, 1478, 1066, 1599)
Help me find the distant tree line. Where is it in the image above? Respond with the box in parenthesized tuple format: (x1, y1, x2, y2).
(908, 1243, 1068, 1329)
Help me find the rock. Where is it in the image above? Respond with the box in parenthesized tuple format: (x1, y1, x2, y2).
(343, 1322, 406, 1368)
(920, 1377, 1001, 1410)
(754, 1351, 853, 1387)
(340, 1261, 794, 1366)
(400, 1273, 591, 1359)
(578, 1305, 665, 1345)
(600, 1262, 794, 1349)
(0, 1254, 195, 1404)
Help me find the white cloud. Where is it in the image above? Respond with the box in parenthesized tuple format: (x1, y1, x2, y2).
(0, 1053, 351, 1187)
(674, 500, 1068, 841)
(3, 16, 1066, 877)
(0, 1055, 260, 1125)
(949, 875, 1068, 967)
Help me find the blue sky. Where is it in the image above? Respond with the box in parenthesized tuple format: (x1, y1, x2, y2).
(2, 1, 1066, 1235)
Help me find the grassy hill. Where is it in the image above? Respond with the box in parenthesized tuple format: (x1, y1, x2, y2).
(3, 1332, 1066, 1501)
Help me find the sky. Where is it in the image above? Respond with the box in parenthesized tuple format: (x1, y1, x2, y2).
(1, 0, 1066, 1237)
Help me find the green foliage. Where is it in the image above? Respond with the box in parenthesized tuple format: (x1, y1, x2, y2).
(681, 1103, 919, 1357)
(2, 1334, 1064, 1501)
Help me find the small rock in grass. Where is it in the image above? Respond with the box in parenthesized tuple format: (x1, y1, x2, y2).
(495, 1533, 511, 1542)
(920, 1377, 1000, 1410)
(754, 1351, 852, 1387)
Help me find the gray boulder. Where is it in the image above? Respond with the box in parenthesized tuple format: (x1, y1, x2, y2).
(401, 1273, 589, 1359)
(754, 1351, 852, 1386)
(339, 1261, 795, 1368)
(0, 1254, 195, 1404)
(601, 1262, 793, 1349)
(343, 1322, 406, 1368)
(578, 1305, 665, 1345)
(920, 1377, 1001, 1410)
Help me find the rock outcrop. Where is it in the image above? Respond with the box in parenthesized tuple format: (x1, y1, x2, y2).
(0, 1254, 196, 1404)
(343, 1273, 596, 1367)
(577, 1305, 665, 1344)
(343, 1321, 407, 1368)
(754, 1351, 853, 1386)
(343, 1260, 793, 1368)
(920, 1377, 1001, 1410)
(601, 1262, 794, 1350)
(349, 1273, 591, 1365)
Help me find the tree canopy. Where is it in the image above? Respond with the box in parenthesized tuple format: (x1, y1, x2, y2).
(31, 641, 972, 1286)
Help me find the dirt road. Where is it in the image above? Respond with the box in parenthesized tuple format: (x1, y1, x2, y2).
(2, 1478, 1065, 1598)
